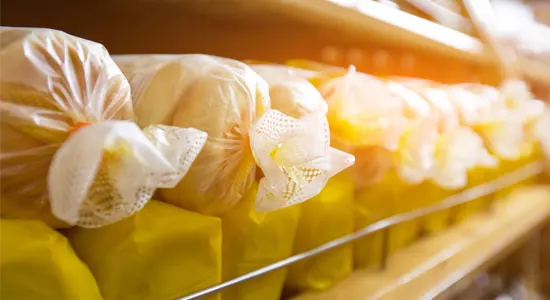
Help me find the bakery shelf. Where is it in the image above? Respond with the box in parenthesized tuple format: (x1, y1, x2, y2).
(3, 0, 550, 87)
(292, 186, 550, 300)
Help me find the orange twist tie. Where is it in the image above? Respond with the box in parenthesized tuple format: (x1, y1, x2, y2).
(68, 121, 92, 137)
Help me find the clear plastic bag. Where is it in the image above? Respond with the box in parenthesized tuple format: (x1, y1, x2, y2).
(397, 80, 498, 189)
(281, 63, 414, 268)
(393, 80, 498, 234)
(0, 28, 207, 228)
(114, 54, 355, 216)
(252, 64, 354, 293)
(318, 66, 408, 151)
(250, 64, 327, 118)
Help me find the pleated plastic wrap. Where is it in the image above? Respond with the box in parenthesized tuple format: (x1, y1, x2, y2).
(66, 200, 222, 300)
(1, 219, 102, 300)
(0, 27, 207, 228)
(111, 56, 354, 300)
(251, 64, 354, 294)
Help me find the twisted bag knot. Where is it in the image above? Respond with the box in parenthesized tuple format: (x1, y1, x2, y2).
(249, 109, 355, 211)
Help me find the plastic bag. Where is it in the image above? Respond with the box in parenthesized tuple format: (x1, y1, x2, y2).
(114, 54, 354, 216)
(0, 28, 207, 228)
(65, 200, 222, 300)
(317, 66, 407, 151)
(451, 81, 543, 202)
(221, 182, 300, 300)
(397, 80, 498, 233)
(354, 78, 498, 265)
(250, 64, 327, 118)
(281, 63, 410, 269)
(286, 172, 355, 292)
(114, 57, 354, 299)
(445, 84, 509, 218)
(1, 219, 102, 300)
(252, 64, 354, 294)
(257, 63, 383, 290)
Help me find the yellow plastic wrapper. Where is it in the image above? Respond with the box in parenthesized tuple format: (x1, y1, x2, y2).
(252, 64, 355, 293)
(0, 27, 207, 228)
(286, 172, 354, 292)
(396, 80, 497, 233)
(354, 79, 498, 267)
(295, 65, 413, 271)
(66, 200, 222, 300)
(381, 80, 440, 250)
(1, 219, 102, 300)
(495, 80, 546, 194)
(449, 81, 544, 215)
(114, 56, 355, 300)
(283, 61, 411, 270)
(221, 182, 300, 300)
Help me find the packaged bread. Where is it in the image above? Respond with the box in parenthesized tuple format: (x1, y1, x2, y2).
(449, 81, 543, 203)
(251, 64, 354, 293)
(221, 182, 300, 300)
(495, 80, 547, 195)
(284, 62, 413, 271)
(114, 54, 354, 215)
(395, 79, 497, 233)
(1, 219, 102, 300)
(285, 172, 354, 292)
(446, 84, 509, 219)
(352, 79, 439, 267)
(0, 27, 207, 228)
(112, 55, 354, 299)
(66, 200, 222, 300)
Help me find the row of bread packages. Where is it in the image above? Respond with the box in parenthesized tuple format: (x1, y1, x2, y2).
(0, 26, 353, 300)
(2, 27, 550, 300)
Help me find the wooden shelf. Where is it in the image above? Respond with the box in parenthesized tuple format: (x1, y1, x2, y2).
(293, 186, 550, 300)
(184, 0, 550, 86)
(2, 0, 550, 86)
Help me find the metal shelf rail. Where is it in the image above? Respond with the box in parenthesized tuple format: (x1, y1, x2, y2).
(177, 162, 545, 300)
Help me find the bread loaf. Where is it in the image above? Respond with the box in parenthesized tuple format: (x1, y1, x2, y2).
(0, 28, 206, 227)
(116, 55, 354, 216)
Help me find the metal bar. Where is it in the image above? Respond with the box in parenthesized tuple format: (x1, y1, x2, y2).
(176, 162, 543, 300)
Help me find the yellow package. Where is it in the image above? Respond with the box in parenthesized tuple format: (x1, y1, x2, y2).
(0, 28, 205, 228)
(284, 63, 408, 277)
(1, 219, 102, 300)
(353, 118, 436, 268)
(235, 64, 353, 297)
(447, 85, 504, 219)
(114, 54, 270, 216)
(113, 56, 354, 299)
(222, 182, 301, 300)
(450, 82, 543, 216)
(394, 80, 498, 234)
(65, 200, 222, 300)
(286, 172, 355, 292)
(494, 80, 546, 196)
(354, 79, 498, 265)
